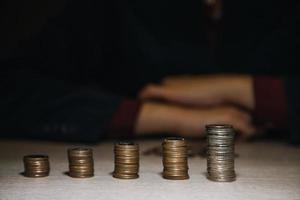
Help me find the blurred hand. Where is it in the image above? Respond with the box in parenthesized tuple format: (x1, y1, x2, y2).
(139, 74, 254, 110)
(135, 102, 256, 139)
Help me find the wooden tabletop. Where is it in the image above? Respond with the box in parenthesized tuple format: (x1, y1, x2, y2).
(0, 139, 299, 200)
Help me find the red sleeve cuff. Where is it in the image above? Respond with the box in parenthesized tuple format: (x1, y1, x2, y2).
(253, 76, 288, 128)
(108, 99, 141, 139)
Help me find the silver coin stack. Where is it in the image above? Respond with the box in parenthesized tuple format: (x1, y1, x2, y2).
(206, 124, 236, 182)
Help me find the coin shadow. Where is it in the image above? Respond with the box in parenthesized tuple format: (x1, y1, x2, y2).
(63, 171, 69, 176)
(201, 172, 208, 177)
(158, 172, 163, 178)
(19, 172, 25, 176)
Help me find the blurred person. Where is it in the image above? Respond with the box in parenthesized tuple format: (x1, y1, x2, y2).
(0, 0, 299, 143)
(1, 68, 255, 142)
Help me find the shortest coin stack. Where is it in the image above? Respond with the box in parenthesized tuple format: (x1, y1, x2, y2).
(68, 148, 94, 178)
(206, 124, 236, 182)
(162, 137, 189, 180)
(23, 155, 50, 177)
(113, 142, 139, 179)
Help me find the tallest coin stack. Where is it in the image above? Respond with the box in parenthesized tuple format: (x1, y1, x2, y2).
(206, 124, 236, 182)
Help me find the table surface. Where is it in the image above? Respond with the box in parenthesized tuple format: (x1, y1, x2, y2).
(0, 139, 300, 200)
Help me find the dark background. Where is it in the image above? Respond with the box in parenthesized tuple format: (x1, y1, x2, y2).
(1, 0, 299, 97)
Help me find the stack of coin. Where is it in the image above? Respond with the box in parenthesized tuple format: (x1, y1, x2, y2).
(23, 155, 50, 177)
(206, 124, 236, 182)
(113, 142, 139, 179)
(68, 148, 94, 178)
(162, 137, 189, 180)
